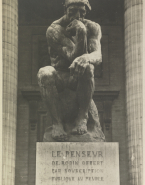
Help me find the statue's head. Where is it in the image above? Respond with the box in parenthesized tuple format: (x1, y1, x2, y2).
(64, 0, 91, 22)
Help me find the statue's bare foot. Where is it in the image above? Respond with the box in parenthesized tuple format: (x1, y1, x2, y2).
(72, 119, 87, 135)
(92, 126, 105, 141)
(52, 125, 68, 141)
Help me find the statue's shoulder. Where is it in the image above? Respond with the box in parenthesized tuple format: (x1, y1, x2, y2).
(47, 22, 62, 34)
(84, 19, 100, 27)
(46, 17, 65, 40)
(84, 19, 101, 36)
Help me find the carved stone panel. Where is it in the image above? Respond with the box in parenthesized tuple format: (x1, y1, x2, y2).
(36, 142, 120, 185)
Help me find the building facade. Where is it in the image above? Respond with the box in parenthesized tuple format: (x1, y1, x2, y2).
(2, 0, 143, 185)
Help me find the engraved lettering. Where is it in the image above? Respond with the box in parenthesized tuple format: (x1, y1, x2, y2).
(71, 151, 75, 157)
(66, 151, 69, 157)
(52, 169, 61, 173)
(82, 151, 86, 157)
(52, 151, 56, 157)
(76, 151, 80, 157)
(61, 161, 79, 165)
(64, 168, 103, 173)
(87, 151, 91, 157)
(52, 161, 60, 165)
(86, 177, 104, 181)
(57, 151, 61, 157)
(51, 177, 75, 182)
(98, 151, 103, 157)
(92, 151, 98, 157)
(78, 177, 83, 181)
(51, 151, 103, 157)
(52, 161, 55, 165)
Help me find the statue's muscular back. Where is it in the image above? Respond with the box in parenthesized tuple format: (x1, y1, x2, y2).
(46, 16, 101, 71)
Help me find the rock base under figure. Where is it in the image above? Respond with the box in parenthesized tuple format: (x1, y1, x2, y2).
(43, 126, 104, 142)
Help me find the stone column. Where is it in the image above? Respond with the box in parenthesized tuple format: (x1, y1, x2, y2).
(124, 1, 143, 185)
(0, 1, 3, 185)
(2, 0, 18, 185)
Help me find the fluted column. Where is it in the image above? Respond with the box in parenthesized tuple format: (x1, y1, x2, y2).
(2, 0, 18, 185)
(0, 1, 3, 185)
(124, 1, 143, 185)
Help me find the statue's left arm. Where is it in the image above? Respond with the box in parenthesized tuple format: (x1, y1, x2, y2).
(87, 23, 102, 66)
(69, 22, 102, 76)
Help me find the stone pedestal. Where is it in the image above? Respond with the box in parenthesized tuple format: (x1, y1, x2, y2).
(36, 142, 120, 185)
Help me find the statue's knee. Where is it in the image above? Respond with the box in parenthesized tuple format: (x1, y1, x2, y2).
(37, 66, 56, 87)
(84, 64, 94, 78)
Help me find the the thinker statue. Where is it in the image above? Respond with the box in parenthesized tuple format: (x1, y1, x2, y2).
(37, 0, 105, 142)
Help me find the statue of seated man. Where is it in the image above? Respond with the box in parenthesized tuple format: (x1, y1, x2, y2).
(37, 0, 105, 142)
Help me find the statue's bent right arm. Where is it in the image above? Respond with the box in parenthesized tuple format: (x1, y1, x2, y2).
(46, 19, 88, 64)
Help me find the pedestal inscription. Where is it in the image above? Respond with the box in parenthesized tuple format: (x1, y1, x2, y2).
(36, 143, 120, 185)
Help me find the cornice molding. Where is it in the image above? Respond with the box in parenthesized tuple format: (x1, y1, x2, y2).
(21, 90, 120, 101)
(93, 91, 120, 101)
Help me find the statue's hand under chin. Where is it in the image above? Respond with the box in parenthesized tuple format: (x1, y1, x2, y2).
(66, 19, 86, 36)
